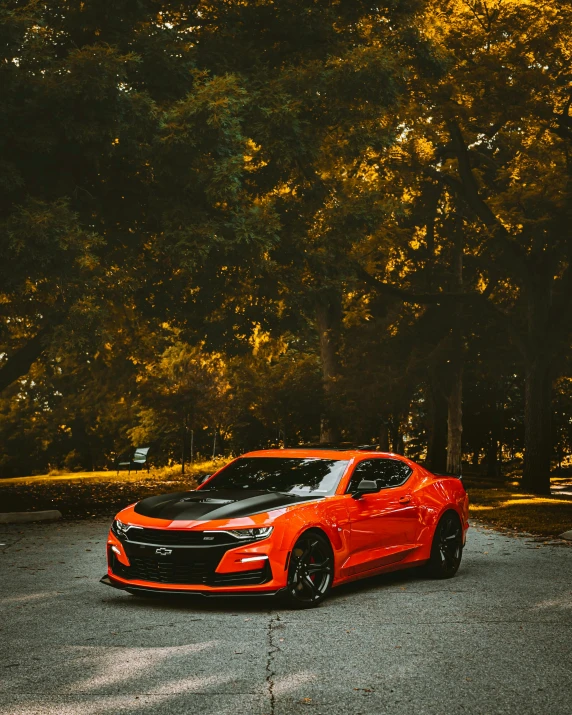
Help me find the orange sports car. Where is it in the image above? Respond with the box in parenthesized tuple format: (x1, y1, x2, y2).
(101, 447, 469, 607)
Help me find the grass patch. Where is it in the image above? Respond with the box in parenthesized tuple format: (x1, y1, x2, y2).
(465, 476, 572, 537)
(0, 460, 228, 520)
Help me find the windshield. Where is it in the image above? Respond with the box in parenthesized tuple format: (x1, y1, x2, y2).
(203, 457, 349, 496)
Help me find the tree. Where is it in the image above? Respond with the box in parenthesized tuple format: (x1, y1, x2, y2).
(128, 343, 231, 467)
(352, 0, 572, 491)
(427, 0, 572, 493)
(2, 0, 572, 490)
(174, 0, 433, 442)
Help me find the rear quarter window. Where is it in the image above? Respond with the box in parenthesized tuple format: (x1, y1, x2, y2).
(346, 458, 413, 492)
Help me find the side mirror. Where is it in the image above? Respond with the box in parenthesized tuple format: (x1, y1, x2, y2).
(352, 479, 379, 499)
(198, 473, 212, 485)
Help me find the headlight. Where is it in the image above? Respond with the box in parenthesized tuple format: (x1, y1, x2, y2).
(111, 519, 129, 538)
(226, 527, 273, 540)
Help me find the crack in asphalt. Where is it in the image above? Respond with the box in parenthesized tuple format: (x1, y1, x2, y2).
(2, 689, 262, 696)
(265, 613, 280, 715)
(273, 618, 572, 625)
(0, 534, 26, 551)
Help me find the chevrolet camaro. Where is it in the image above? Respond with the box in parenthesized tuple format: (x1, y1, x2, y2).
(101, 448, 469, 607)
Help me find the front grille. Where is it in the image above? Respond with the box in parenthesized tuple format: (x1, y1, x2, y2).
(124, 527, 239, 547)
(129, 556, 209, 584)
(109, 549, 272, 588)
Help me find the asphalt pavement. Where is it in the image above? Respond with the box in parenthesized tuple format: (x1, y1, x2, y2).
(1, 519, 571, 715)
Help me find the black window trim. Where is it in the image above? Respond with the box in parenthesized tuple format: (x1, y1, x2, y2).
(345, 457, 413, 494)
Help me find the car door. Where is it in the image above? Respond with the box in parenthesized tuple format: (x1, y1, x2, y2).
(343, 458, 421, 575)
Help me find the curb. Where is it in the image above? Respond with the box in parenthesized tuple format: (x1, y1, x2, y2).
(0, 510, 62, 524)
(560, 530, 572, 541)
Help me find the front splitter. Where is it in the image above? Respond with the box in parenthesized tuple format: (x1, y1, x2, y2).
(100, 573, 284, 598)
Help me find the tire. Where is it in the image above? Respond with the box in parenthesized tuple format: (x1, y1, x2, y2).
(425, 510, 463, 579)
(282, 531, 334, 609)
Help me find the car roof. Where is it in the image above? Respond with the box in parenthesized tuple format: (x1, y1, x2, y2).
(240, 448, 409, 461)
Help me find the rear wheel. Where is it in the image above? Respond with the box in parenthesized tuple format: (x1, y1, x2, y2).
(425, 511, 463, 579)
(282, 531, 333, 608)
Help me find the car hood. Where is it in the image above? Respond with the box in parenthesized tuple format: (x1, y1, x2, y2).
(132, 489, 323, 522)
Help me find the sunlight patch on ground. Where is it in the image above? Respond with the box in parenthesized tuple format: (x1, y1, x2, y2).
(0, 591, 63, 605)
(273, 671, 317, 695)
(501, 497, 571, 507)
(152, 673, 223, 696)
(0, 674, 230, 715)
(68, 642, 218, 693)
(533, 597, 572, 610)
(0, 460, 225, 487)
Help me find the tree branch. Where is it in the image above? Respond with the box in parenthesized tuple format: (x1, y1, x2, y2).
(354, 262, 528, 356)
(0, 326, 53, 393)
(353, 261, 470, 305)
(445, 118, 529, 274)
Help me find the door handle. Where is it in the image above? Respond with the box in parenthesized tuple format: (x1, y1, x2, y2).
(399, 495, 412, 504)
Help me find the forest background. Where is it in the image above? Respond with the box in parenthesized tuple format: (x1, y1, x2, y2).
(1, 0, 571, 497)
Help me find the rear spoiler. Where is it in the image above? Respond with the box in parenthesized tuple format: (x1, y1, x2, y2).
(433, 472, 463, 481)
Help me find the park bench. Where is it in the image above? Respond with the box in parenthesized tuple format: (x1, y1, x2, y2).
(116, 447, 150, 474)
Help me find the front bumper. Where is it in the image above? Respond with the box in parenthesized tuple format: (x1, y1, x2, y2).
(104, 524, 289, 594)
(100, 573, 284, 597)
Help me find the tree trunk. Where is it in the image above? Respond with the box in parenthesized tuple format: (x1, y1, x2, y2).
(212, 427, 218, 460)
(426, 377, 448, 472)
(486, 400, 503, 478)
(522, 357, 552, 494)
(486, 431, 499, 478)
(181, 417, 186, 475)
(446, 365, 463, 474)
(71, 417, 92, 471)
(522, 273, 553, 495)
(378, 419, 389, 451)
(389, 415, 404, 454)
(446, 231, 463, 475)
(316, 292, 342, 444)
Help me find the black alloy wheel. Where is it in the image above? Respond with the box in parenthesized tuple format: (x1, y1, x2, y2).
(426, 511, 463, 579)
(283, 531, 334, 608)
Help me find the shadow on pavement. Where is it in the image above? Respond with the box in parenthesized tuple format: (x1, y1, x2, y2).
(99, 562, 465, 614)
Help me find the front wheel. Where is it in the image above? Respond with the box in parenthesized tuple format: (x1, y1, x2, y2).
(282, 531, 334, 609)
(425, 511, 463, 579)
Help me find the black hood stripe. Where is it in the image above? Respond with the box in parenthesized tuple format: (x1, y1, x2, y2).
(133, 489, 323, 521)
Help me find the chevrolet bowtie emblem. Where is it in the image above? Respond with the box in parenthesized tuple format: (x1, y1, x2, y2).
(155, 547, 173, 556)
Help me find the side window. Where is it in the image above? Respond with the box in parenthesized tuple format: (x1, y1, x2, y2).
(346, 459, 412, 493)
